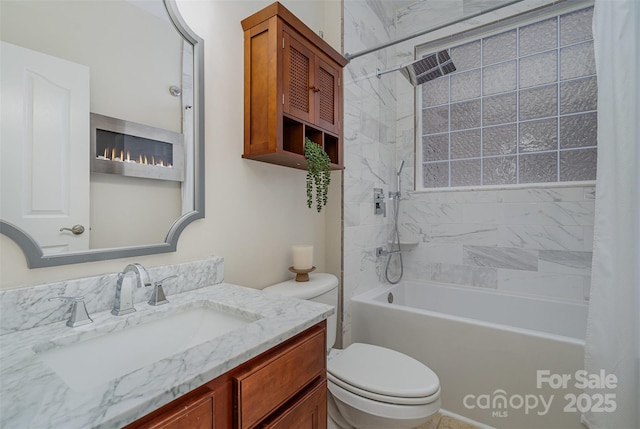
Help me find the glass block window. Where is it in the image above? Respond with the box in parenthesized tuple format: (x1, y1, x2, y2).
(418, 6, 597, 189)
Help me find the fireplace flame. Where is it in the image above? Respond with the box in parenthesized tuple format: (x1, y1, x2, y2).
(98, 147, 172, 168)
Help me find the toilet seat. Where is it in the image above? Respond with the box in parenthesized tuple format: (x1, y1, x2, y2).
(328, 379, 441, 422)
(328, 372, 441, 405)
(327, 343, 440, 405)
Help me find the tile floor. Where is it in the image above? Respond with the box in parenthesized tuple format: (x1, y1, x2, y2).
(327, 412, 479, 429)
(418, 412, 479, 429)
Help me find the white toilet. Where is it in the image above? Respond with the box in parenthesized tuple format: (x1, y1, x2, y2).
(264, 273, 441, 429)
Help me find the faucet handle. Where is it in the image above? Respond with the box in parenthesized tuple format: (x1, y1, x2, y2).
(148, 275, 177, 306)
(49, 296, 93, 327)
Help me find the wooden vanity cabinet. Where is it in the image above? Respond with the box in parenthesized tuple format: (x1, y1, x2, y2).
(125, 321, 327, 429)
(234, 322, 326, 428)
(241, 2, 348, 170)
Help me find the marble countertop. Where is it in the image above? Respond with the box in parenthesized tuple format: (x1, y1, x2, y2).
(0, 282, 333, 428)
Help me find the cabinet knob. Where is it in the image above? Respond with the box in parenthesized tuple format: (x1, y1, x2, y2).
(309, 86, 321, 93)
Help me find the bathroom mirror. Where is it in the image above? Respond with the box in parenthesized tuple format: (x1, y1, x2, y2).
(0, 0, 204, 268)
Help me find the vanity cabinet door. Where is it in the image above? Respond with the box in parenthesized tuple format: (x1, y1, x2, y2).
(260, 380, 327, 429)
(234, 325, 326, 429)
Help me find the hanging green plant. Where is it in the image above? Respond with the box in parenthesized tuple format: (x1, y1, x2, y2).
(304, 137, 332, 213)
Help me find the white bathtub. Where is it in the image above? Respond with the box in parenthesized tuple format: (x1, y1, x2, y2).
(351, 281, 588, 429)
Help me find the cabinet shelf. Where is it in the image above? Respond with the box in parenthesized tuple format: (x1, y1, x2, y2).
(241, 1, 347, 170)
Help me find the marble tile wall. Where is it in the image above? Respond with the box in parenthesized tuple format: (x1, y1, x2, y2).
(342, 0, 593, 345)
(0, 257, 224, 335)
(343, 0, 399, 345)
(399, 186, 594, 302)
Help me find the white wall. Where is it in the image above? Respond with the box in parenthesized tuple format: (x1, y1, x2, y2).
(0, 0, 343, 290)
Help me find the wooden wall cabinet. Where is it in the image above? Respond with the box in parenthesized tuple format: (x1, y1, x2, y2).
(126, 322, 327, 429)
(241, 2, 348, 170)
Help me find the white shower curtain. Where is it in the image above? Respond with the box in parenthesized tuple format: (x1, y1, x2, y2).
(583, 1, 640, 428)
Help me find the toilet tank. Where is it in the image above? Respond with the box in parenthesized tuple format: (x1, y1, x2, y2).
(263, 273, 338, 350)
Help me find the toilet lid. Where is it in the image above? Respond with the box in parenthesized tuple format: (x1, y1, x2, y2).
(327, 343, 440, 401)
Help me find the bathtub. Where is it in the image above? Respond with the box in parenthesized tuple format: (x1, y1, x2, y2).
(350, 281, 588, 429)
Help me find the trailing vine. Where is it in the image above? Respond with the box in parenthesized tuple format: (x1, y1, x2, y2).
(304, 137, 332, 212)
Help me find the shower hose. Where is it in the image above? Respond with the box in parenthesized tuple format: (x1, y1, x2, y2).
(384, 193, 403, 284)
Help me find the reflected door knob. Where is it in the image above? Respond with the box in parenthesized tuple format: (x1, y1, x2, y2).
(60, 225, 85, 235)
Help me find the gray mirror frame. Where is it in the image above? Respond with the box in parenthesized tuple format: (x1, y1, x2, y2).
(0, 0, 204, 268)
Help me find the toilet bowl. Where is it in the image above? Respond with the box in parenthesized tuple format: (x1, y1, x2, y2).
(263, 273, 441, 429)
(327, 342, 441, 429)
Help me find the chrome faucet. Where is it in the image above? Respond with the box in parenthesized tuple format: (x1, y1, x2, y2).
(112, 263, 151, 316)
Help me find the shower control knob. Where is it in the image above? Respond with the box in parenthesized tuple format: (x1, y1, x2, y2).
(59, 224, 85, 235)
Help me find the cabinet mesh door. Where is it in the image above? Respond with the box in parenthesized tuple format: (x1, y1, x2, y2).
(318, 67, 334, 124)
(288, 46, 310, 113)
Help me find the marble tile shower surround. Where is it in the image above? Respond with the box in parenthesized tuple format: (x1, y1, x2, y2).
(342, 0, 594, 343)
(0, 257, 224, 335)
(399, 186, 594, 298)
(343, 0, 400, 345)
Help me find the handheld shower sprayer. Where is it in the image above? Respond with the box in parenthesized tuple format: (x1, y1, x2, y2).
(383, 159, 407, 285)
(392, 160, 405, 199)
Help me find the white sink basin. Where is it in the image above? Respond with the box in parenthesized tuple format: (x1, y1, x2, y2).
(36, 306, 254, 391)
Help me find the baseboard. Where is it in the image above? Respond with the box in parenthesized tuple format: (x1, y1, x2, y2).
(440, 408, 496, 429)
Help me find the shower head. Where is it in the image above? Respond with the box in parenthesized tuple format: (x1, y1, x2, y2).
(377, 49, 456, 87)
(400, 50, 456, 86)
(397, 160, 405, 176)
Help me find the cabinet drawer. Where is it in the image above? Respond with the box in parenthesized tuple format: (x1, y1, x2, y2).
(133, 391, 214, 429)
(234, 328, 326, 429)
(260, 380, 327, 429)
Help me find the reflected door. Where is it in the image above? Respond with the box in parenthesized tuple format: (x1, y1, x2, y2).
(1, 41, 90, 254)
